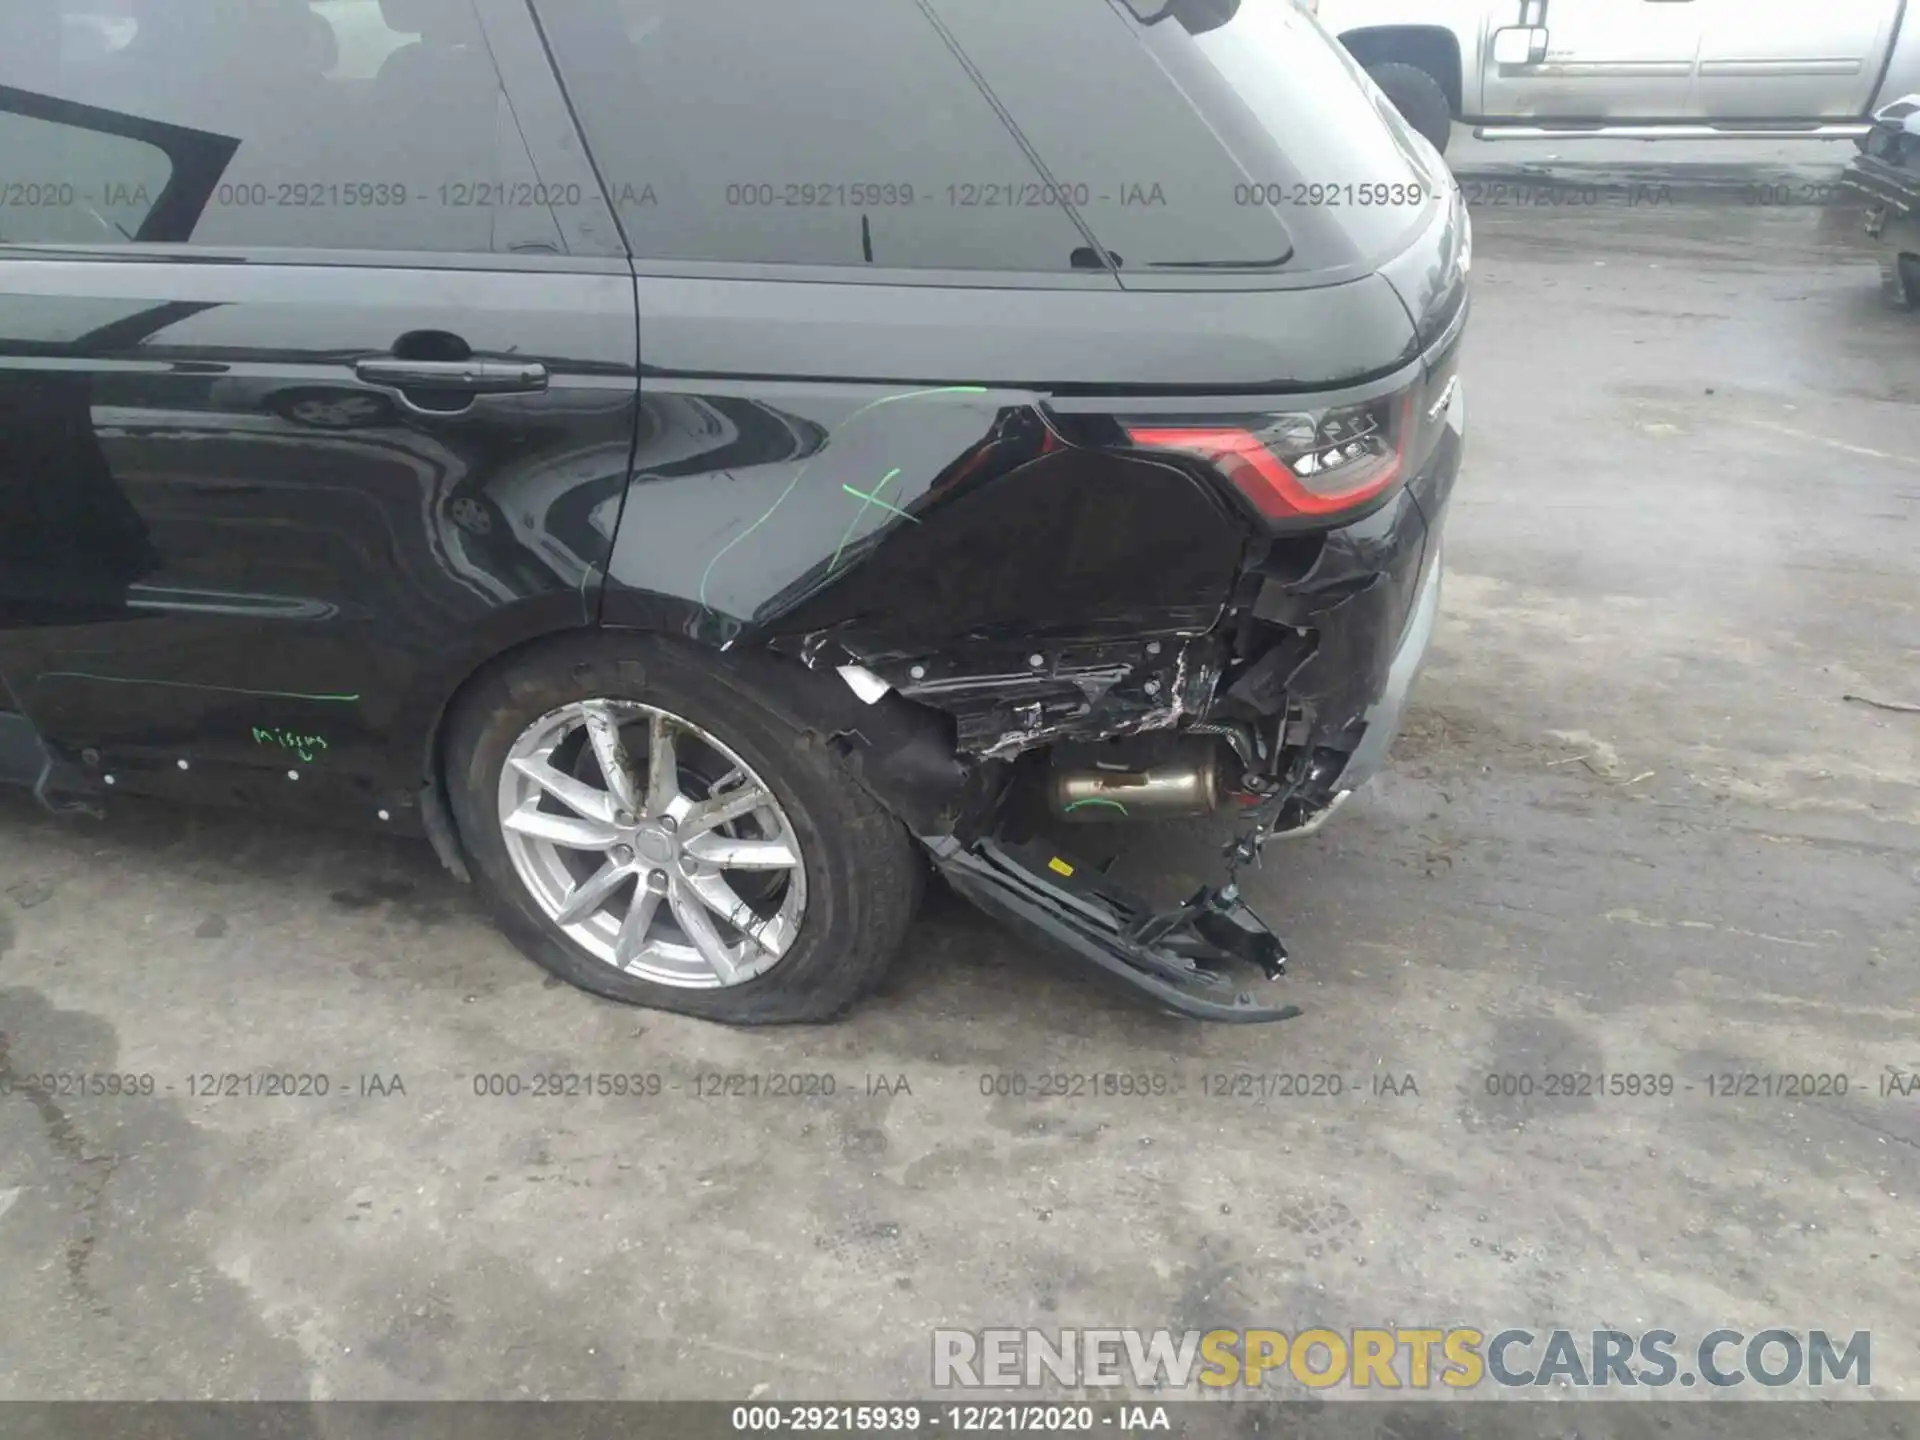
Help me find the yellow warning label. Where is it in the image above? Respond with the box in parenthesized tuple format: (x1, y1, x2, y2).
(1047, 857, 1075, 877)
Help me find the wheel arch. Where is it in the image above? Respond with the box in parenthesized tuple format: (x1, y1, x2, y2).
(412, 619, 980, 882)
(401, 601, 612, 883)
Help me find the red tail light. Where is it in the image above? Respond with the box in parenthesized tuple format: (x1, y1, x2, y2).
(1125, 390, 1416, 525)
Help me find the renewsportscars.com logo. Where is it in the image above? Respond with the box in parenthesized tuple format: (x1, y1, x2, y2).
(932, 1328, 1871, 1392)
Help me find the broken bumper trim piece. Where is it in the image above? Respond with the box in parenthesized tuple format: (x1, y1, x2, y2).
(1336, 538, 1444, 792)
(1265, 786, 1353, 842)
(925, 835, 1302, 1023)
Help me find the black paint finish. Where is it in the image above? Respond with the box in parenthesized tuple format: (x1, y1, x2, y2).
(0, 202, 1465, 831)
(0, 256, 638, 821)
(0, 0, 1471, 860)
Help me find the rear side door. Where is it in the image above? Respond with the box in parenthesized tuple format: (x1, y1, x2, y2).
(0, 0, 638, 822)
(1480, 0, 1705, 120)
(1694, 0, 1901, 118)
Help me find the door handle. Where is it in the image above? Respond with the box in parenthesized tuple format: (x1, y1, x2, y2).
(353, 358, 549, 394)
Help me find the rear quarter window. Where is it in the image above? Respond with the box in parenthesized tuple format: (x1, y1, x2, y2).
(935, 0, 1440, 282)
(529, 0, 1101, 273)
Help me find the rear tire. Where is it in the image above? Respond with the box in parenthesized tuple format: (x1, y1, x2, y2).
(1367, 62, 1454, 157)
(445, 634, 919, 1023)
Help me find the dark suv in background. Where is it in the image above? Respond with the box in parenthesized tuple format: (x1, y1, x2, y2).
(0, 0, 1467, 1023)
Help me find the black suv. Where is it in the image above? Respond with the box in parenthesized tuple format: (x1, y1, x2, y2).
(0, 0, 1467, 1024)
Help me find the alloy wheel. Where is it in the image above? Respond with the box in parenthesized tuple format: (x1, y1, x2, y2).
(496, 700, 807, 987)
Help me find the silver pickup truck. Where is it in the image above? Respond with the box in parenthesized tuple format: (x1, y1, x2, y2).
(1304, 0, 1920, 154)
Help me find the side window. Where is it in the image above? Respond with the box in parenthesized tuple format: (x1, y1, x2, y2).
(313, 0, 413, 80)
(926, 0, 1298, 273)
(529, 0, 1099, 273)
(0, 0, 564, 255)
(0, 105, 175, 244)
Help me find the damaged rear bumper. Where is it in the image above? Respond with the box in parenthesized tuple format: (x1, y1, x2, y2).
(750, 368, 1461, 1022)
(913, 534, 1447, 1022)
(795, 412, 1457, 1019)
(909, 465, 1454, 1020)
(928, 836, 1301, 1022)
(1332, 536, 1443, 794)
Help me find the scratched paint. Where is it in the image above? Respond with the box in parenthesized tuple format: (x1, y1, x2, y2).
(252, 727, 329, 763)
(695, 386, 989, 611)
(37, 673, 361, 703)
(828, 467, 919, 575)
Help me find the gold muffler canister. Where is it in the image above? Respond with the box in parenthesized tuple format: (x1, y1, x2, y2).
(1048, 743, 1220, 822)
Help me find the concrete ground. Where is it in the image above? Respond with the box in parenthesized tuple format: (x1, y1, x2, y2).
(1, 142, 1916, 1405)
